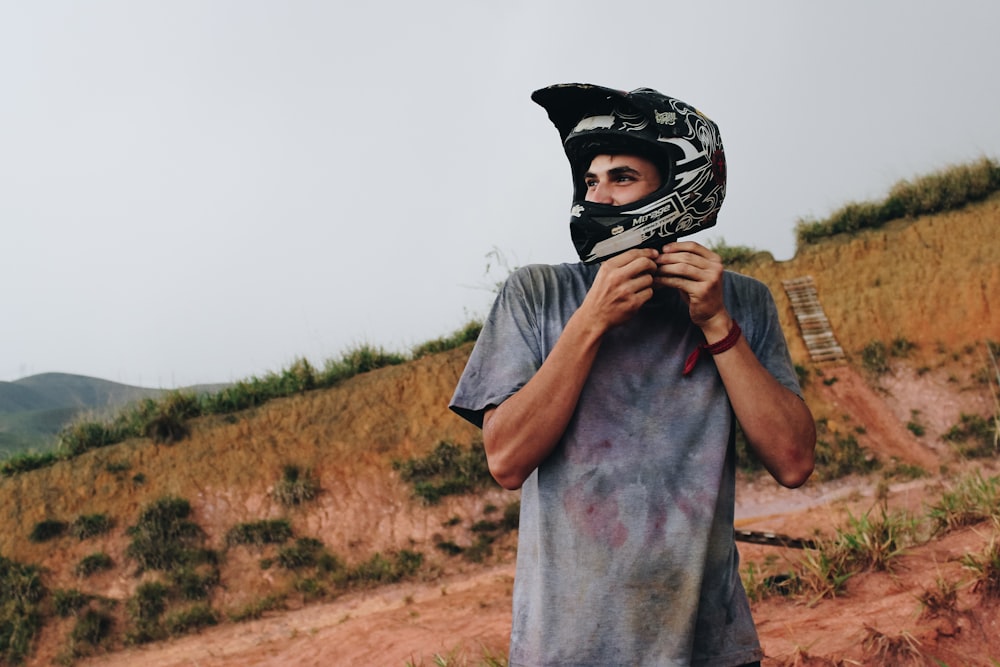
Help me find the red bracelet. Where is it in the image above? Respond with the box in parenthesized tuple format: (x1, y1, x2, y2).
(682, 320, 742, 376)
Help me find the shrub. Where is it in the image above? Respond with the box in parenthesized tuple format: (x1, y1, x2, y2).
(411, 320, 483, 359)
(319, 344, 407, 386)
(70, 608, 114, 649)
(860, 340, 890, 375)
(277, 537, 327, 570)
(71, 513, 113, 540)
(339, 550, 424, 587)
(228, 594, 285, 622)
(501, 501, 520, 532)
(274, 465, 320, 506)
(962, 538, 1000, 599)
(125, 581, 170, 644)
(0, 451, 60, 476)
(927, 471, 1000, 535)
(164, 604, 218, 635)
(393, 441, 494, 504)
(125, 497, 204, 572)
(226, 519, 294, 547)
(52, 588, 93, 617)
(169, 565, 220, 601)
(943, 413, 998, 458)
(75, 552, 114, 577)
(814, 433, 879, 480)
(0, 555, 45, 665)
(708, 237, 760, 264)
(29, 519, 67, 543)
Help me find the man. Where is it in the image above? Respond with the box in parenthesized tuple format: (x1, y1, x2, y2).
(450, 83, 815, 667)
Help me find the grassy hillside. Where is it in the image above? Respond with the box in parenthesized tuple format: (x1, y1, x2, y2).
(0, 162, 997, 666)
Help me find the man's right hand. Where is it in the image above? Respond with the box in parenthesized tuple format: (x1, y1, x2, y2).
(579, 248, 658, 332)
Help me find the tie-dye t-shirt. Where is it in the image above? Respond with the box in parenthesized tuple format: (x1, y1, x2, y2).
(450, 262, 801, 667)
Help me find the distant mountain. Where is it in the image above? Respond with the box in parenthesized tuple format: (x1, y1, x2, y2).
(0, 373, 227, 456)
(0, 373, 164, 415)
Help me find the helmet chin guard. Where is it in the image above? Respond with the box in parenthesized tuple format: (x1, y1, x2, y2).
(532, 83, 727, 264)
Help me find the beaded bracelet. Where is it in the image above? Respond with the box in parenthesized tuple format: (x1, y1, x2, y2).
(682, 320, 742, 376)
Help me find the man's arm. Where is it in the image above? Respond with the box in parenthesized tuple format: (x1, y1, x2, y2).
(483, 249, 659, 490)
(655, 242, 816, 488)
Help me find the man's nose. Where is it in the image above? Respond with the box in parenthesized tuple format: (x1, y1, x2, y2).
(586, 182, 613, 204)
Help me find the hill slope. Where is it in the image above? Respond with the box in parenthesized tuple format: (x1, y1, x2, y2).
(1, 196, 998, 666)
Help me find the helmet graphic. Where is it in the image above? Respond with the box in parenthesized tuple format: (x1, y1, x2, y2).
(531, 83, 726, 263)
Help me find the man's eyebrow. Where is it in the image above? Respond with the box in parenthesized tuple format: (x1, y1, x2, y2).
(584, 165, 642, 180)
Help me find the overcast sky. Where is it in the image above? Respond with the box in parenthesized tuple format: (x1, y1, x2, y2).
(3, 1, 999, 388)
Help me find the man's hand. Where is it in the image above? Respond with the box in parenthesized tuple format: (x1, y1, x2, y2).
(653, 241, 730, 340)
(579, 248, 659, 332)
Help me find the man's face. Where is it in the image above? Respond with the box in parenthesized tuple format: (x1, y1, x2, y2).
(583, 154, 662, 206)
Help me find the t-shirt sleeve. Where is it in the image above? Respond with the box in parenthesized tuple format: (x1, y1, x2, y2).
(727, 273, 803, 398)
(449, 267, 547, 428)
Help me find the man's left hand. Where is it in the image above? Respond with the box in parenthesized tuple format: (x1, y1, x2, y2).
(652, 241, 729, 335)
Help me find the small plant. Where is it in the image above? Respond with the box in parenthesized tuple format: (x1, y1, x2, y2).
(125, 580, 170, 644)
(71, 513, 113, 540)
(943, 413, 998, 458)
(339, 550, 424, 587)
(813, 433, 879, 480)
(277, 537, 328, 570)
(125, 496, 204, 572)
(52, 588, 93, 617)
(0, 450, 59, 476)
(890, 337, 916, 357)
(29, 518, 67, 542)
(917, 577, 960, 620)
(228, 594, 286, 622)
(164, 604, 218, 635)
(411, 320, 483, 359)
(69, 608, 114, 653)
(708, 237, 760, 264)
(860, 340, 890, 375)
(741, 562, 801, 603)
(226, 519, 294, 547)
(75, 552, 114, 577)
(274, 465, 320, 506)
(905, 410, 926, 437)
(861, 624, 924, 664)
(836, 504, 918, 572)
(435, 540, 464, 556)
(927, 471, 1000, 535)
(500, 501, 520, 532)
(393, 441, 495, 504)
(962, 538, 1000, 599)
(0, 555, 45, 665)
(169, 565, 220, 601)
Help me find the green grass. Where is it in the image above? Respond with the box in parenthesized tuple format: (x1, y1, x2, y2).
(393, 441, 495, 504)
(0, 321, 483, 477)
(707, 237, 761, 264)
(226, 519, 294, 547)
(795, 157, 1000, 247)
(124, 496, 205, 573)
(0, 554, 46, 665)
(70, 513, 114, 540)
(75, 552, 114, 577)
(274, 465, 320, 506)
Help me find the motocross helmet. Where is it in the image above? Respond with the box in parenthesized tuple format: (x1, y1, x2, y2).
(531, 83, 727, 263)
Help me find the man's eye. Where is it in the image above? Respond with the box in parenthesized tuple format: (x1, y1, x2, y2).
(585, 179, 598, 188)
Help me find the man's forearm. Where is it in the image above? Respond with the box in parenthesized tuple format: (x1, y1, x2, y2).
(712, 334, 816, 488)
(482, 312, 604, 490)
